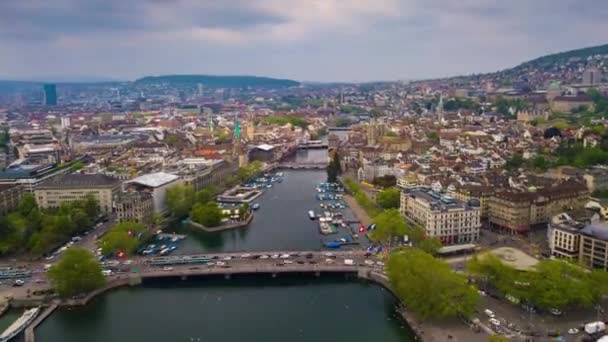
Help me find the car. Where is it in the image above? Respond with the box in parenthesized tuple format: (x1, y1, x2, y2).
(162, 267, 173, 271)
(222, 256, 232, 261)
(549, 308, 562, 316)
(271, 254, 280, 259)
(206, 262, 216, 266)
(376, 261, 385, 266)
(364, 260, 375, 266)
(296, 261, 305, 265)
(568, 328, 578, 334)
(102, 270, 113, 276)
(279, 254, 290, 259)
(489, 318, 500, 326)
(478, 290, 487, 296)
(283, 260, 294, 264)
(259, 255, 269, 259)
(216, 261, 226, 266)
(188, 267, 200, 270)
(308, 261, 318, 265)
(240, 254, 251, 259)
(13, 279, 25, 287)
(484, 309, 495, 318)
(325, 258, 334, 264)
(305, 253, 313, 259)
(323, 252, 334, 257)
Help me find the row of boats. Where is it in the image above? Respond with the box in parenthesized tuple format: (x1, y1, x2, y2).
(0, 307, 40, 342)
(244, 172, 284, 189)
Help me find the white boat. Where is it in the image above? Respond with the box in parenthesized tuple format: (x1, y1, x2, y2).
(308, 210, 316, 220)
(0, 307, 40, 342)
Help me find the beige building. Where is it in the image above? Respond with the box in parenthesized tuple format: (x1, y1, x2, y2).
(115, 192, 154, 225)
(35, 174, 121, 213)
(579, 223, 608, 270)
(488, 180, 589, 233)
(454, 185, 495, 219)
(400, 187, 481, 245)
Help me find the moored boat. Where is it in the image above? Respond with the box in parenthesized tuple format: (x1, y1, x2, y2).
(0, 307, 40, 342)
(308, 210, 316, 220)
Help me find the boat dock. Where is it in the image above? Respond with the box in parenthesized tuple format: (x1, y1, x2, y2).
(24, 304, 57, 342)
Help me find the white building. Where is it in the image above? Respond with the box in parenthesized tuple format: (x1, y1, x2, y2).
(400, 187, 481, 245)
(127, 172, 182, 215)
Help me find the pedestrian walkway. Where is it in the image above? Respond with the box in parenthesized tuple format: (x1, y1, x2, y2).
(343, 195, 372, 227)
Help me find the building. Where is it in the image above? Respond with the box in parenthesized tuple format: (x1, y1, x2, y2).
(548, 212, 587, 260)
(248, 144, 275, 162)
(43, 84, 57, 106)
(114, 192, 154, 225)
(582, 67, 602, 86)
(488, 180, 589, 233)
(357, 161, 393, 183)
(516, 109, 549, 123)
(579, 222, 608, 270)
(35, 174, 121, 213)
(0, 162, 73, 192)
(0, 184, 23, 216)
(400, 187, 481, 245)
(454, 185, 495, 219)
(127, 172, 181, 215)
(551, 93, 594, 112)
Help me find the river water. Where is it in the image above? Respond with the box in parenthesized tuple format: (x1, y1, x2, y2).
(28, 147, 416, 342)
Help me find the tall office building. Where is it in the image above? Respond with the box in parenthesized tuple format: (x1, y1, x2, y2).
(43, 84, 57, 105)
(582, 67, 602, 85)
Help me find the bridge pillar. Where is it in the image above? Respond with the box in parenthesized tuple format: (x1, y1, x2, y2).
(225, 274, 231, 280)
(181, 275, 188, 281)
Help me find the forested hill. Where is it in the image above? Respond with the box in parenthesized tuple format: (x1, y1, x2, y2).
(515, 44, 608, 70)
(135, 74, 300, 88)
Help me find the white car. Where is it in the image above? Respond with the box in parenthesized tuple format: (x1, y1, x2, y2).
(484, 309, 495, 318)
(271, 254, 280, 259)
(376, 261, 385, 266)
(280, 254, 290, 259)
(568, 328, 578, 334)
(323, 252, 334, 257)
(325, 258, 334, 264)
(283, 260, 294, 264)
(240, 254, 251, 259)
(489, 318, 500, 326)
(259, 255, 269, 259)
(162, 267, 173, 271)
(222, 256, 232, 261)
(216, 261, 226, 266)
(364, 260, 375, 266)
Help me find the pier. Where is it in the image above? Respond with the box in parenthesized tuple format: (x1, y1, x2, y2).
(277, 162, 327, 170)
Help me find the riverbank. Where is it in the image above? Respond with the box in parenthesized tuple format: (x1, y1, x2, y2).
(186, 212, 254, 233)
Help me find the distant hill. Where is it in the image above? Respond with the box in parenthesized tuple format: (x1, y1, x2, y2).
(514, 43, 608, 70)
(135, 74, 299, 88)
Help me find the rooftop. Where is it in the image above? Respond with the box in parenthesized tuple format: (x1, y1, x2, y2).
(129, 172, 180, 188)
(37, 174, 120, 189)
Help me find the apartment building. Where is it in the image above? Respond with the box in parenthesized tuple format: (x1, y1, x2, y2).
(454, 185, 495, 219)
(35, 174, 121, 213)
(0, 184, 23, 216)
(400, 187, 481, 245)
(488, 180, 589, 233)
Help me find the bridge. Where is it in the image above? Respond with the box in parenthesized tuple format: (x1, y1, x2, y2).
(277, 162, 328, 170)
(327, 127, 352, 131)
(297, 142, 329, 149)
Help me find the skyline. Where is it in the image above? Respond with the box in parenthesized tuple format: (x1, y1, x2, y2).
(1, 0, 608, 83)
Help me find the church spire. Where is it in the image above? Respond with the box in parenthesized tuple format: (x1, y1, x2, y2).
(209, 112, 214, 132)
(234, 113, 241, 140)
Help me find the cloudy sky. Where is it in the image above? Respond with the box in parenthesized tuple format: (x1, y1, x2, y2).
(1, 0, 607, 82)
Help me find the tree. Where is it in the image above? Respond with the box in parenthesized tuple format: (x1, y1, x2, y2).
(166, 184, 195, 218)
(195, 188, 215, 204)
(388, 249, 478, 320)
(18, 194, 38, 217)
(48, 248, 106, 298)
(376, 189, 400, 209)
(371, 209, 407, 243)
(326, 151, 342, 183)
(335, 117, 352, 127)
(505, 153, 525, 170)
(488, 336, 510, 342)
(100, 221, 147, 255)
(372, 175, 397, 188)
(417, 237, 443, 255)
(190, 202, 223, 227)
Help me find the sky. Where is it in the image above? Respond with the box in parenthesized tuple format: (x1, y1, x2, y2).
(1, 0, 608, 83)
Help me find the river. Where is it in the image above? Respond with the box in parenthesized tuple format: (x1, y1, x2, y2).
(26, 145, 416, 342)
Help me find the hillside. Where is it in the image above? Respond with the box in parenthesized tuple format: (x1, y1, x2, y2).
(516, 44, 608, 70)
(135, 74, 300, 88)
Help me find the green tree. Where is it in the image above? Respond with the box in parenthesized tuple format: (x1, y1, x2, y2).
(326, 152, 342, 183)
(376, 188, 400, 209)
(18, 194, 38, 216)
(388, 249, 478, 320)
(48, 248, 106, 298)
(488, 336, 510, 342)
(335, 117, 352, 127)
(195, 188, 215, 204)
(417, 237, 443, 255)
(100, 221, 147, 255)
(166, 184, 195, 218)
(371, 209, 407, 243)
(191, 202, 223, 227)
(505, 153, 525, 170)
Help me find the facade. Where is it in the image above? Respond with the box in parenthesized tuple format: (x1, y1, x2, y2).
(357, 162, 392, 183)
(488, 180, 589, 233)
(582, 67, 602, 86)
(579, 223, 608, 270)
(548, 212, 586, 260)
(128, 172, 182, 215)
(248, 144, 275, 162)
(454, 185, 495, 219)
(551, 94, 594, 112)
(114, 192, 154, 225)
(0, 184, 23, 216)
(34, 174, 121, 213)
(400, 187, 481, 245)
